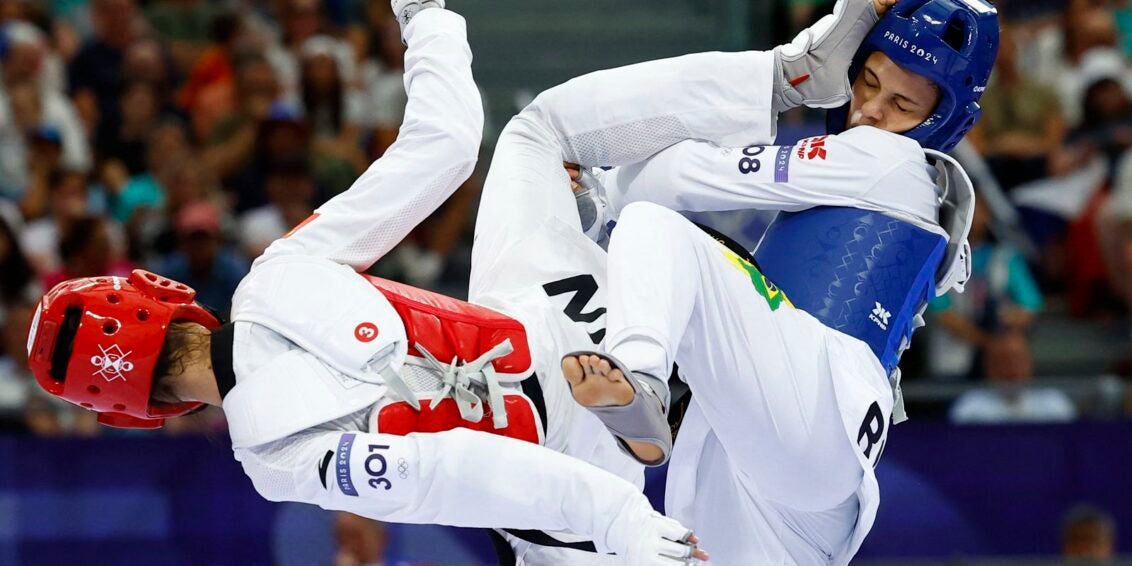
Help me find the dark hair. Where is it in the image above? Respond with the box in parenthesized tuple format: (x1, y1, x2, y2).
(151, 322, 209, 404)
(0, 216, 33, 304)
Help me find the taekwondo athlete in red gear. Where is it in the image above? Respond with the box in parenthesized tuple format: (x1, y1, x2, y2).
(470, 0, 996, 563)
(24, 2, 707, 564)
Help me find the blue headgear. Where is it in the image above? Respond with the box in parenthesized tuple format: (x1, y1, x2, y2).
(826, 0, 1000, 152)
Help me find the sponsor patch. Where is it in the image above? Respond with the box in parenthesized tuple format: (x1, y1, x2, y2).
(796, 136, 829, 161)
(336, 433, 359, 496)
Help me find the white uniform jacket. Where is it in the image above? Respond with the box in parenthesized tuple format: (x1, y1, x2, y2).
(219, 11, 655, 554)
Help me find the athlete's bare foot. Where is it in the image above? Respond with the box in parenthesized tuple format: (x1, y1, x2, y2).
(562, 354, 635, 407)
(563, 353, 665, 465)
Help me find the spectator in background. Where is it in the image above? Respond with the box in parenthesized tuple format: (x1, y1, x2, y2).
(1062, 504, 1117, 565)
(238, 158, 315, 259)
(200, 55, 282, 208)
(68, 0, 139, 149)
(0, 301, 34, 432)
(1025, 0, 1123, 127)
(106, 118, 188, 230)
(334, 513, 386, 566)
(301, 35, 367, 192)
(0, 213, 38, 310)
(121, 38, 178, 115)
(0, 77, 89, 199)
(140, 153, 226, 260)
(101, 80, 162, 177)
(2, 20, 67, 98)
(1099, 152, 1132, 319)
(356, 3, 405, 157)
(225, 105, 311, 213)
(20, 168, 125, 274)
(152, 200, 247, 317)
(968, 25, 1065, 191)
(266, 0, 354, 107)
(178, 11, 242, 140)
(950, 331, 1077, 424)
(929, 199, 1044, 378)
(41, 215, 133, 291)
(14, 126, 66, 220)
(144, 0, 221, 74)
(1063, 70, 1132, 173)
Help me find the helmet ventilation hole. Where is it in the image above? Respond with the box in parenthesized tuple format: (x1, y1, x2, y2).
(159, 280, 170, 287)
(87, 385, 100, 394)
(136, 309, 150, 321)
(107, 293, 121, 304)
(80, 402, 92, 408)
(943, 18, 966, 51)
(113, 403, 126, 411)
(102, 321, 119, 335)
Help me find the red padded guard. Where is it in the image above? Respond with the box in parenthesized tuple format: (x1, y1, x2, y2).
(364, 276, 532, 377)
(375, 393, 543, 445)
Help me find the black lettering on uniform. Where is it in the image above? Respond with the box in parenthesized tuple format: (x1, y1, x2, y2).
(366, 444, 392, 491)
(857, 402, 885, 460)
(543, 275, 606, 344)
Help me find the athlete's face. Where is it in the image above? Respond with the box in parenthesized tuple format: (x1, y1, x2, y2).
(848, 52, 940, 134)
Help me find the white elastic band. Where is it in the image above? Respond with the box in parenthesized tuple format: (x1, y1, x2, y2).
(416, 339, 514, 429)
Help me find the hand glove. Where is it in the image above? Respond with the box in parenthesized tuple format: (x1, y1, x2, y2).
(391, 0, 445, 41)
(606, 496, 706, 565)
(772, 0, 880, 111)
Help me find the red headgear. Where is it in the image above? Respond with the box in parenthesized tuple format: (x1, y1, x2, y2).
(26, 270, 222, 429)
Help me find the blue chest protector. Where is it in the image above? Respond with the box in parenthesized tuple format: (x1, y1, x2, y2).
(752, 207, 947, 375)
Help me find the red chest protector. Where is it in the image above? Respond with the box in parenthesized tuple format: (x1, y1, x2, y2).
(362, 276, 543, 445)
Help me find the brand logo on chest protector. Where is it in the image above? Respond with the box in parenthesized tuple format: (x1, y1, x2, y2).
(90, 343, 135, 382)
(869, 302, 892, 331)
(354, 322, 379, 343)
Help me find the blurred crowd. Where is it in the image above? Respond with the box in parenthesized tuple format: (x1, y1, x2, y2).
(0, 0, 481, 436)
(923, 0, 1132, 425)
(3, 0, 1132, 435)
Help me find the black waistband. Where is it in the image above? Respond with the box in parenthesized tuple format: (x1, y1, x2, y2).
(210, 322, 237, 400)
(693, 222, 759, 268)
(520, 373, 549, 435)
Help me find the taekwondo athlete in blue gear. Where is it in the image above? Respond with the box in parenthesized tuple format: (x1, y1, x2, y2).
(545, 0, 1000, 562)
(756, 0, 999, 411)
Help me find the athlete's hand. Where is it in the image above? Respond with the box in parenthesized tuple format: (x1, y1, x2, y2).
(608, 497, 710, 565)
(565, 161, 584, 193)
(773, 0, 883, 110)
